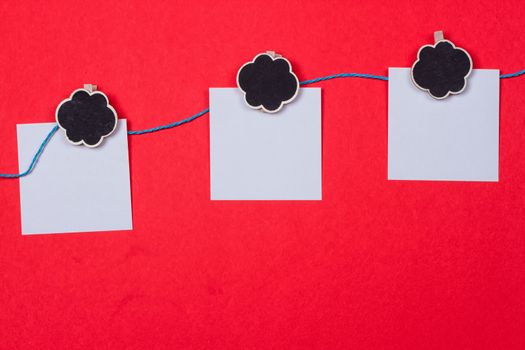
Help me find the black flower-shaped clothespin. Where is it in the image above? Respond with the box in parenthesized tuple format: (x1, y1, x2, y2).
(237, 51, 299, 113)
(56, 84, 118, 148)
(411, 31, 473, 99)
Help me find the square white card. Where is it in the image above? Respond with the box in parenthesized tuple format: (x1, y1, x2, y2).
(388, 68, 499, 182)
(17, 120, 133, 234)
(210, 88, 322, 200)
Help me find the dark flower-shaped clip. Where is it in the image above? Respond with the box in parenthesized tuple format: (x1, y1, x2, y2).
(411, 31, 473, 99)
(237, 51, 299, 113)
(56, 84, 118, 148)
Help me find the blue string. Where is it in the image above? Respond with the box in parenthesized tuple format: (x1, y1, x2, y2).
(301, 73, 388, 84)
(500, 69, 525, 79)
(2, 69, 525, 179)
(0, 125, 58, 178)
(127, 108, 209, 135)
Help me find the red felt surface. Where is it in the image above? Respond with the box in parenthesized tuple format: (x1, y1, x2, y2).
(1, 0, 524, 349)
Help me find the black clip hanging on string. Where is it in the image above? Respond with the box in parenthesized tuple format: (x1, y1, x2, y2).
(411, 31, 473, 99)
(55, 84, 118, 148)
(237, 51, 300, 113)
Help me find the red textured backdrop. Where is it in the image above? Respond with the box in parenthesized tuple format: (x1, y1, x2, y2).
(1, 0, 524, 349)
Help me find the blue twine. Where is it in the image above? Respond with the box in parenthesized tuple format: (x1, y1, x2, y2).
(2, 69, 525, 179)
(500, 69, 525, 79)
(301, 73, 388, 85)
(128, 108, 209, 135)
(0, 125, 58, 178)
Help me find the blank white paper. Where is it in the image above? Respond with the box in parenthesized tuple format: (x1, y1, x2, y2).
(210, 88, 322, 200)
(17, 120, 133, 234)
(388, 68, 500, 182)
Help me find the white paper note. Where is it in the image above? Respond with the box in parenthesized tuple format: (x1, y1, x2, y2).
(17, 120, 133, 234)
(210, 88, 322, 200)
(388, 68, 500, 182)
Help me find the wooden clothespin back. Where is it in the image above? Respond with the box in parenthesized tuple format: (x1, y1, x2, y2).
(83, 84, 98, 93)
(265, 51, 282, 59)
(434, 30, 444, 43)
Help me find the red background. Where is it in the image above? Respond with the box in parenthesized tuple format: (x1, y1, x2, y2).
(1, 0, 524, 349)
